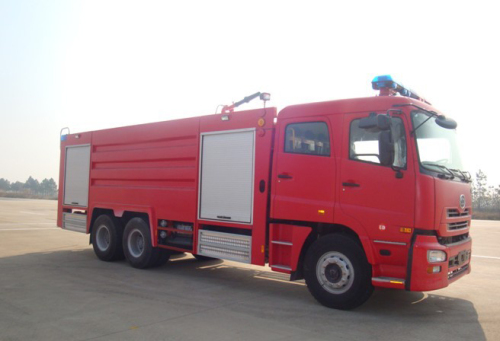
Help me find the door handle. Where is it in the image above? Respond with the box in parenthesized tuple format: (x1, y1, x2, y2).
(278, 174, 293, 179)
(342, 182, 360, 187)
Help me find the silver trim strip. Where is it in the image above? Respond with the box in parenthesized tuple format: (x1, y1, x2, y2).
(372, 277, 405, 284)
(271, 241, 293, 246)
(373, 240, 407, 246)
(272, 265, 292, 271)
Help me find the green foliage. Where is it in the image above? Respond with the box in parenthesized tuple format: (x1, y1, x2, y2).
(10, 181, 24, 192)
(472, 170, 488, 211)
(0, 176, 58, 198)
(0, 178, 10, 191)
(472, 169, 500, 214)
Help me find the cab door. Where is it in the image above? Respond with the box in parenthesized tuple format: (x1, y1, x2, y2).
(272, 116, 336, 223)
(339, 112, 415, 241)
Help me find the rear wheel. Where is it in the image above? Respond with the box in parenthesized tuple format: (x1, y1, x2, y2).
(304, 234, 373, 310)
(153, 249, 171, 267)
(91, 214, 124, 261)
(123, 217, 159, 269)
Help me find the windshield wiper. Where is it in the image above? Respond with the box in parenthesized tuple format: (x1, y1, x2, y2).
(422, 162, 455, 180)
(393, 103, 438, 136)
(449, 168, 472, 183)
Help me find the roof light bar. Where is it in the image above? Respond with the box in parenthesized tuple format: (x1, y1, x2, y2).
(372, 75, 431, 104)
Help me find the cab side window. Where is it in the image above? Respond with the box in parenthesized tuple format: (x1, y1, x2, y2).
(349, 117, 406, 168)
(285, 122, 330, 156)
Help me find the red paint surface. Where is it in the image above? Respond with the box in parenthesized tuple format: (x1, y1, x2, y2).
(57, 95, 471, 291)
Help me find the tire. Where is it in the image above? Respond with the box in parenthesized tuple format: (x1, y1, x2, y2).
(123, 217, 159, 269)
(91, 214, 124, 261)
(304, 234, 373, 310)
(153, 249, 171, 267)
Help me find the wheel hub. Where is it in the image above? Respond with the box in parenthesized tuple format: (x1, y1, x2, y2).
(96, 225, 111, 251)
(316, 251, 355, 294)
(325, 263, 342, 283)
(128, 229, 145, 258)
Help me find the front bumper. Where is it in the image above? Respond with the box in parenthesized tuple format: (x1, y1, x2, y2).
(407, 234, 471, 291)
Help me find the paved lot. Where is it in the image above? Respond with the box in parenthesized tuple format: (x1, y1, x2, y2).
(0, 198, 499, 341)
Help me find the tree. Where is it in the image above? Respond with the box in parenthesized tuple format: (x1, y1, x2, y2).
(25, 176, 40, 194)
(10, 181, 24, 192)
(40, 178, 57, 196)
(491, 185, 500, 211)
(472, 170, 489, 211)
(0, 178, 10, 191)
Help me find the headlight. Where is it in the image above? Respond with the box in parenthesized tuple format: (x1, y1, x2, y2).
(428, 250, 446, 263)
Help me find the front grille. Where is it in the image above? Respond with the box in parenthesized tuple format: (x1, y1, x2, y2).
(438, 233, 469, 246)
(448, 250, 471, 268)
(448, 221, 469, 231)
(447, 208, 470, 218)
(448, 264, 469, 280)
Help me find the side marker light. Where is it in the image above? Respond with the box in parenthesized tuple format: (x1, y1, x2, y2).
(389, 280, 404, 285)
(427, 266, 441, 274)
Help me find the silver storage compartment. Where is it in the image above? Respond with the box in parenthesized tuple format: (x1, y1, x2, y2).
(197, 230, 252, 263)
(62, 212, 87, 233)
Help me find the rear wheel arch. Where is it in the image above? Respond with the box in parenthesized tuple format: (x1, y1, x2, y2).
(89, 208, 114, 236)
(121, 211, 156, 247)
(90, 208, 156, 246)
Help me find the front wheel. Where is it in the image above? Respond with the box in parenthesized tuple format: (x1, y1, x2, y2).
(304, 234, 373, 310)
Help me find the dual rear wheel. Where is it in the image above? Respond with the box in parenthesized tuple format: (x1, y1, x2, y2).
(92, 215, 170, 268)
(122, 217, 170, 268)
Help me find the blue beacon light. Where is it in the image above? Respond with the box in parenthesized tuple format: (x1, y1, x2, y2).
(372, 75, 398, 90)
(371, 75, 430, 104)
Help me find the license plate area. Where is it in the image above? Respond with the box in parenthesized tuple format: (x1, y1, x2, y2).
(449, 249, 471, 268)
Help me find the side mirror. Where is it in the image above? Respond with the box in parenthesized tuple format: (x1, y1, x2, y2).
(379, 130, 394, 166)
(436, 115, 457, 129)
(359, 112, 392, 131)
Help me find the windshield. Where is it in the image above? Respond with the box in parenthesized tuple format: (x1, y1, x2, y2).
(411, 111, 464, 173)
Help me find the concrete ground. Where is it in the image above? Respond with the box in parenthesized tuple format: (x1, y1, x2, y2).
(0, 198, 499, 341)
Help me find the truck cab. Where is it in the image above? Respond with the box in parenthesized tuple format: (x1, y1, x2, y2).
(270, 77, 471, 308)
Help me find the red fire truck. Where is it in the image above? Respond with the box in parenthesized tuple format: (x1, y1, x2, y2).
(57, 76, 472, 309)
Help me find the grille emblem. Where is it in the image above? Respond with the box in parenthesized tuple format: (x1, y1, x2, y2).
(459, 195, 466, 210)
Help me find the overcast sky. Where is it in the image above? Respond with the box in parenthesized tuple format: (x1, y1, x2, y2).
(1, 0, 499, 186)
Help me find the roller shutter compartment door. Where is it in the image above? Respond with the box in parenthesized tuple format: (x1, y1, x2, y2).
(199, 130, 255, 224)
(63, 145, 91, 207)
